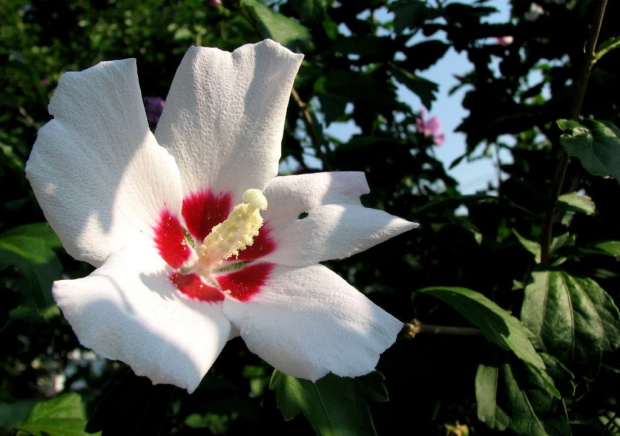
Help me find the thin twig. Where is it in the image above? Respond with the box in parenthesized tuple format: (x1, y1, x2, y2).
(290, 87, 332, 170)
(401, 319, 481, 339)
(18, 106, 37, 129)
(540, 0, 608, 264)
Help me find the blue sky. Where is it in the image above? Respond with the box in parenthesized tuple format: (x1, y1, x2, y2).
(402, 0, 512, 194)
(325, 0, 512, 194)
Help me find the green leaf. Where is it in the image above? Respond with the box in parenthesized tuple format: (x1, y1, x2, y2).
(316, 93, 348, 125)
(1, 305, 45, 332)
(0, 400, 38, 428)
(595, 36, 620, 63)
(241, 0, 310, 49)
(289, 0, 327, 24)
(521, 269, 620, 376)
(269, 371, 387, 436)
(557, 191, 596, 215)
(0, 223, 62, 318)
(557, 118, 620, 183)
(476, 358, 510, 431)
(402, 40, 450, 71)
(331, 36, 395, 57)
(512, 229, 541, 263)
(417, 287, 544, 369)
(0, 222, 62, 251)
(17, 393, 93, 436)
(592, 240, 620, 256)
(316, 70, 398, 108)
(476, 350, 570, 435)
(390, 0, 427, 34)
(539, 353, 575, 398)
(389, 65, 438, 109)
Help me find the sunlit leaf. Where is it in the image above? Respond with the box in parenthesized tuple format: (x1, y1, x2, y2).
(592, 240, 620, 256)
(18, 393, 94, 436)
(242, 0, 310, 49)
(557, 191, 596, 215)
(416, 287, 544, 369)
(521, 269, 620, 376)
(270, 371, 387, 435)
(558, 118, 620, 183)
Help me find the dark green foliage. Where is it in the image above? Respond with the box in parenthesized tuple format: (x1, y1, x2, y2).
(270, 371, 388, 436)
(476, 350, 570, 435)
(558, 119, 620, 182)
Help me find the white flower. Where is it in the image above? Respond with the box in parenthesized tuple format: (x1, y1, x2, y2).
(26, 40, 416, 393)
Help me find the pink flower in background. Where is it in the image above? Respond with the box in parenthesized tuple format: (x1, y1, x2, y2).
(26, 40, 416, 393)
(495, 36, 514, 46)
(143, 96, 165, 130)
(416, 108, 445, 146)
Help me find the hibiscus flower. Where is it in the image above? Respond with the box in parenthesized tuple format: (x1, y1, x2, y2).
(416, 108, 445, 146)
(26, 40, 416, 393)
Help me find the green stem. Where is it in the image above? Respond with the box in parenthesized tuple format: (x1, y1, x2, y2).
(540, 0, 608, 264)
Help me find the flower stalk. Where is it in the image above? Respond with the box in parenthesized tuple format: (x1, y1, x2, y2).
(401, 319, 481, 339)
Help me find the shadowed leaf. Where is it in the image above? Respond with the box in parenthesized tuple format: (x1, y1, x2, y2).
(270, 371, 387, 436)
(417, 286, 544, 369)
(476, 350, 570, 435)
(558, 119, 620, 183)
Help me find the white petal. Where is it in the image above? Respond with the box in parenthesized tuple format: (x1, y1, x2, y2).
(53, 238, 230, 393)
(222, 264, 403, 381)
(261, 172, 417, 266)
(155, 39, 304, 201)
(26, 59, 183, 267)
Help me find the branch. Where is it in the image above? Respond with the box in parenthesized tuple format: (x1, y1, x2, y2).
(290, 87, 332, 170)
(401, 319, 481, 339)
(18, 106, 37, 129)
(540, 0, 608, 264)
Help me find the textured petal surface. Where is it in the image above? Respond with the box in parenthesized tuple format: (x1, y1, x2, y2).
(260, 172, 418, 266)
(26, 59, 182, 267)
(223, 264, 404, 381)
(155, 39, 304, 203)
(53, 237, 231, 393)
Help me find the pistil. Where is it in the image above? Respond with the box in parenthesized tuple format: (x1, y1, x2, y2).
(191, 189, 267, 280)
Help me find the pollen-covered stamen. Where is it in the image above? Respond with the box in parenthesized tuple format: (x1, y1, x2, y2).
(194, 189, 268, 274)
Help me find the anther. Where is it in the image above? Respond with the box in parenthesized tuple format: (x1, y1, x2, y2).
(195, 189, 268, 273)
